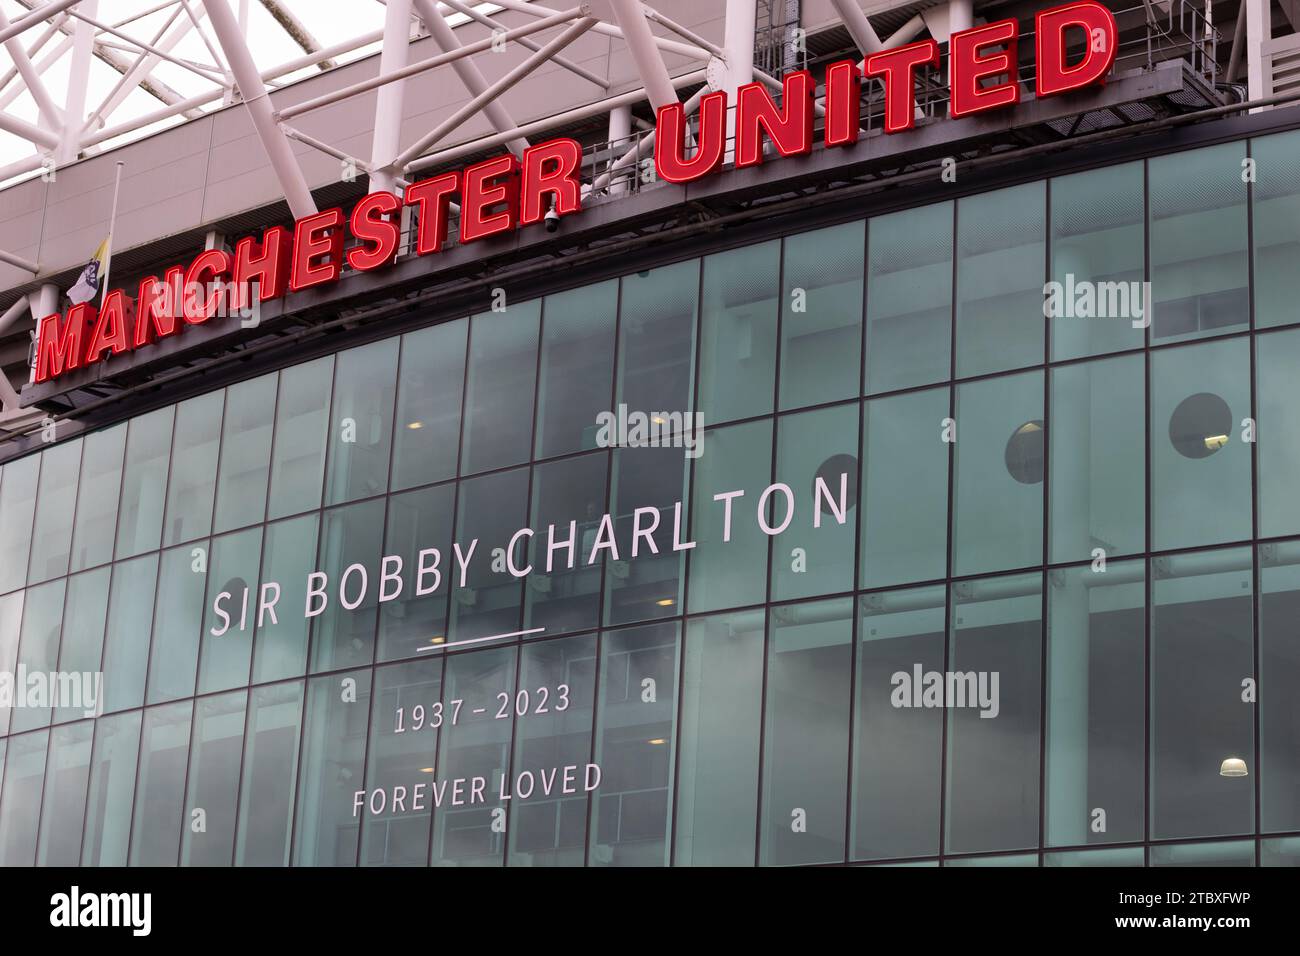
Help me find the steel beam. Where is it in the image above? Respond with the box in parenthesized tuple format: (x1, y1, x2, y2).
(0, 0, 83, 46)
(609, 0, 682, 113)
(438, 0, 608, 88)
(259, 0, 336, 71)
(490, 0, 710, 61)
(0, 8, 64, 130)
(202, 0, 316, 219)
(827, 0, 883, 55)
(371, 0, 413, 195)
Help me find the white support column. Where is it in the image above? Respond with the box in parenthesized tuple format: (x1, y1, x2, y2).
(82, 6, 196, 135)
(370, 0, 412, 196)
(828, 0, 883, 56)
(201, 0, 316, 219)
(0, 0, 83, 45)
(609, 0, 682, 113)
(948, 0, 973, 37)
(0, 9, 63, 130)
(722, 0, 756, 162)
(411, 0, 531, 157)
(58, 0, 98, 164)
(607, 104, 631, 195)
(1245, 0, 1267, 104)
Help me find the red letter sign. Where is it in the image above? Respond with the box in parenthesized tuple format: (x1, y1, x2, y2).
(85, 290, 133, 364)
(183, 248, 233, 324)
(865, 39, 940, 133)
(290, 208, 346, 292)
(405, 172, 459, 255)
(460, 154, 520, 244)
(1036, 1, 1117, 98)
(735, 70, 815, 168)
(34, 305, 96, 384)
(520, 138, 582, 227)
(655, 91, 726, 184)
(135, 268, 184, 348)
(949, 18, 1020, 118)
(347, 191, 402, 272)
(823, 60, 861, 147)
(233, 226, 294, 309)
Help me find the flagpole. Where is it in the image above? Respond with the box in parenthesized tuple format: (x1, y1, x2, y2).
(99, 160, 124, 308)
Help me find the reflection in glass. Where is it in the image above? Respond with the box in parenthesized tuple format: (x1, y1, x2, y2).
(1253, 129, 1300, 329)
(27, 439, 80, 584)
(524, 453, 608, 635)
(267, 356, 332, 521)
(461, 303, 540, 475)
(212, 374, 277, 534)
(1257, 329, 1300, 537)
(391, 320, 466, 491)
(235, 681, 303, 866)
(535, 280, 617, 457)
(604, 446, 688, 626)
(53, 568, 110, 724)
(699, 242, 778, 424)
(311, 499, 385, 672)
(781, 221, 863, 409)
(449, 468, 527, 643)
(115, 407, 173, 560)
(616, 261, 698, 416)
(99, 554, 158, 713)
(324, 339, 399, 506)
(129, 701, 193, 865)
(294, 670, 370, 866)
(70, 425, 125, 572)
(1258, 542, 1300, 833)
(180, 690, 247, 865)
(9, 578, 65, 732)
(0, 454, 39, 594)
(251, 514, 317, 683)
(198, 527, 262, 694)
(80, 709, 142, 866)
(0, 729, 48, 865)
(161, 391, 222, 547)
(146, 543, 209, 704)
(378, 483, 453, 661)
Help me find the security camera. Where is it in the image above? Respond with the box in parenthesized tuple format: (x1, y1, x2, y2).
(544, 206, 560, 233)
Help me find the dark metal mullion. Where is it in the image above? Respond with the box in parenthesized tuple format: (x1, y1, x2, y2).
(1246, 137, 1262, 867)
(1037, 176, 1051, 865)
(939, 196, 958, 864)
(1142, 156, 1153, 867)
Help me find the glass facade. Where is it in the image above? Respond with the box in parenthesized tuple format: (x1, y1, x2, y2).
(2, 131, 1299, 866)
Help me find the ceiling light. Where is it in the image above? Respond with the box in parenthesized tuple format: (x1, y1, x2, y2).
(1219, 757, 1248, 777)
(407, 421, 423, 430)
(647, 738, 666, 746)
(420, 767, 435, 774)
(1204, 434, 1228, 451)
(656, 598, 674, 607)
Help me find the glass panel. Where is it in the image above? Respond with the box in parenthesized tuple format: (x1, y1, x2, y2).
(1260, 541, 1300, 833)
(324, 338, 399, 506)
(69, 425, 125, 572)
(0, 591, 20, 737)
(1049, 162, 1146, 360)
(146, 542, 209, 704)
(53, 567, 110, 724)
(161, 391, 222, 546)
(115, 406, 174, 560)
(212, 373, 277, 534)
(1044, 847, 1143, 866)
(251, 514, 318, 683)
(80, 709, 142, 866)
(866, 202, 952, 394)
(589, 620, 680, 866)
(771, 403, 858, 602)
(266, 356, 333, 521)
(429, 647, 516, 867)
(853, 585, 945, 861)
(524, 452, 608, 635)
(507, 634, 598, 867)
(359, 658, 441, 866)
(1151, 547, 1254, 841)
(9, 578, 65, 733)
(945, 572, 1042, 855)
(180, 689, 247, 866)
(953, 371, 1044, 576)
(198, 527, 262, 694)
(688, 420, 771, 615)
(604, 445, 689, 626)
(675, 611, 763, 866)
(99, 554, 158, 713)
(1253, 129, 1300, 329)
(0, 454, 39, 593)
(1046, 561, 1145, 846)
(1150, 338, 1251, 551)
(945, 853, 1039, 867)
(1149, 142, 1249, 342)
(1049, 355, 1145, 563)
(1149, 841, 1254, 867)
(616, 260, 698, 416)
(27, 439, 80, 584)
(449, 468, 528, 644)
(310, 498, 385, 672)
(293, 669, 371, 866)
(235, 681, 303, 866)
(461, 302, 540, 475)
(780, 221, 863, 409)
(391, 320, 467, 491)
(0, 729, 48, 865)
(129, 700, 193, 866)
(955, 182, 1045, 377)
(377, 483, 454, 662)
(760, 596, 852, 866)
(1257, 329, 1300, 537)
(698, 242, 777, 424)
(37, 721, 98, 868)
(1262, 837, 1300, 866)
(535, 280, 618, 457)
(861, 387, 949, 588)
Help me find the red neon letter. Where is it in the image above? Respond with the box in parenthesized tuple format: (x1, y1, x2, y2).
(347, 191, 403, 272)
(654, 91, 726, 184)
(135, 268, 184, 348)
(290, 208, 346, 292)
(736, 70, 815, 168)
(85, 290, 134, 364)
(233, 226, 293, 309)
(865, 39, 940, 133)
(34, 305, 96, 383)
(1036, 1, 1117, 98)
(824, 60, 861, 147)
(405, 172, 459, 255)
(520, 138, 582, 227)
(949, 18, 1020, 118)
(460, 155, 519, 244)
(183, 249, 233, 325)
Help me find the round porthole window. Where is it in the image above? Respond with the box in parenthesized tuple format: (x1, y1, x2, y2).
(813, 454, 858, 515)
(1005, 420, 1045, 484)
(1169, 392, 1232, 459)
